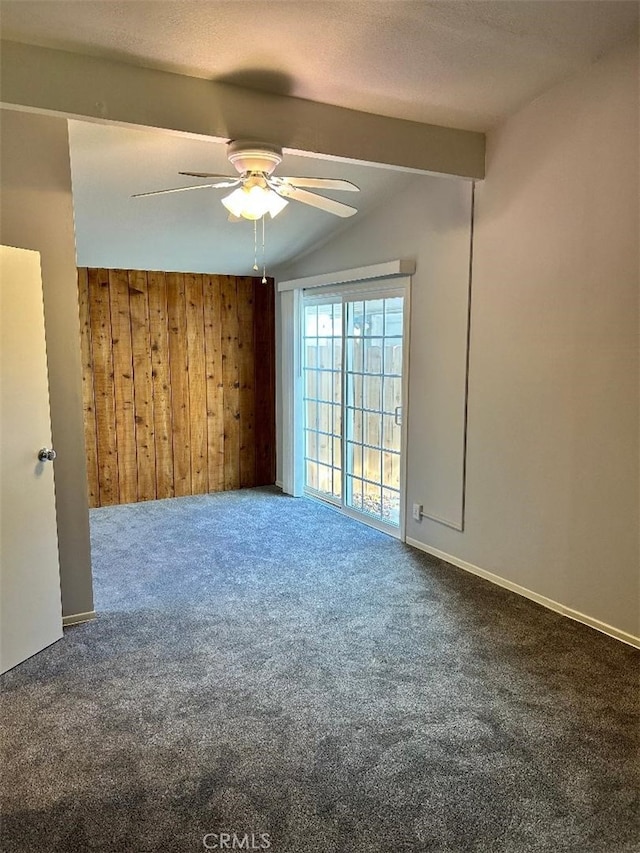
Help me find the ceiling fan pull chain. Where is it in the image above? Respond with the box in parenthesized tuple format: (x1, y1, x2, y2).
(262, 215, 267, 284)
(252, 219, 259, 271)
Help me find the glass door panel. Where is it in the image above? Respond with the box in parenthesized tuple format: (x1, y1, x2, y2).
(344, 295, 404, 529)
(303, 290, 405, 534)
(303, 300, 342, 503)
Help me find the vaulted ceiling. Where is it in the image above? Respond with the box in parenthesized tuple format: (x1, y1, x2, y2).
(67, 120, 416, 274)
(2, 1, 637, 274)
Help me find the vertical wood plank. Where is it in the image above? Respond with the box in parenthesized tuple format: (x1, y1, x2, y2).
(204, 275, 225, 492)
(128, 269, 156, 502)
(266, 277, 276, 484)
(254, 277, 276, 485)
(253, 277, 268, 486)
(167, 272, 191, 496)
(237, 276, 256, 487)
(185, 273, 208, 495)
(109, 269, 138, 504)
(89, 268, 119, 505)
(77, 268, 100, 508)
(147, 271, 174, 499)
(220, 275, 240, 490)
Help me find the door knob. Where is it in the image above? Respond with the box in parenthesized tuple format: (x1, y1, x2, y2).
(37, 448, 56, 462)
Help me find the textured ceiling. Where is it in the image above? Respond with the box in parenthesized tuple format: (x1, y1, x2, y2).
(5, 1, 637, 274)
(1, 1, 637, 131)
(68, 121, 416, 275)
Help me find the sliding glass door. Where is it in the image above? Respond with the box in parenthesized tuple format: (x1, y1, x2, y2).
(303, 287, 407, 536)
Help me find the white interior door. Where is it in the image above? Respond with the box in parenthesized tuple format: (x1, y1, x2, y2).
(0, 245, 63, 674)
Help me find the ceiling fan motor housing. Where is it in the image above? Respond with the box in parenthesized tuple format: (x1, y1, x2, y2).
(227, 141, 283, 176)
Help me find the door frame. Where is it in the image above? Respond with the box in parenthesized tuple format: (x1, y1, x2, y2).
(278, 259, 414, 540)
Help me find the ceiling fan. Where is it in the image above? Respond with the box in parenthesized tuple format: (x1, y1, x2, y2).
(132, 140, 359, 220)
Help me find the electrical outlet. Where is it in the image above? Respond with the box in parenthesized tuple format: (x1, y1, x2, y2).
(412, 503, 423, 522)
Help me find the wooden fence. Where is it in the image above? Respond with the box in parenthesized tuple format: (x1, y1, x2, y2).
(78, 268, 275, 507)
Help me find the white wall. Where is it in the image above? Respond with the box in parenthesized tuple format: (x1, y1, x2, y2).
(277, 39, 639, 640)
(424, 37, 639, 639)
(0, 109, 94, 619)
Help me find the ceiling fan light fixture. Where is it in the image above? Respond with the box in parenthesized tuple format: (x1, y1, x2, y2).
(265, 190, 289, 219)
(221, 185, 288, 220)
(221, 187, 252, 218)
(134, 142, 359, 220)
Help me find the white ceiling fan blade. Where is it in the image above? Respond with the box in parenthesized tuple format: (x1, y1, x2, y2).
(276, 177, 360, 192)
(275, 185, 357, 217)
(179, 172, 241, 187)
(131, 181, 236, 198)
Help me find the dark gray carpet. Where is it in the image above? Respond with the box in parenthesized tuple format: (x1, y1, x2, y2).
(1, 487, 638, 853)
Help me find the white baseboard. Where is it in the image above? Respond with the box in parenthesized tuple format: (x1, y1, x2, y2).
(405, 538, 640, 649)
(275, 480, 283, 490)
(62, 610, 97, 627)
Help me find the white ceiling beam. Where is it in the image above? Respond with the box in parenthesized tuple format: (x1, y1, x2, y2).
(0, 41, 485, 180)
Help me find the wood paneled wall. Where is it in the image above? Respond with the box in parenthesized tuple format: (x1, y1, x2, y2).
(78, 268, 275, 507)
